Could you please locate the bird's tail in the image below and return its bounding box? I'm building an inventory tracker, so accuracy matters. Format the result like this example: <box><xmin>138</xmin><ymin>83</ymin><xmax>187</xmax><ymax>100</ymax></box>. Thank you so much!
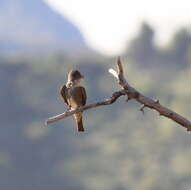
<box><xmin>74</xmin><ymin>113</ymin><xmax>84</xmax><ymax>132</ymax></box>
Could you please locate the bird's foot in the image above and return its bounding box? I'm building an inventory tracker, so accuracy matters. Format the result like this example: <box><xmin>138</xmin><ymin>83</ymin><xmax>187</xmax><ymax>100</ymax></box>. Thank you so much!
<box><xmin>67</xmin><ymin>106</ymin><xmax>72</xmax><ymax>112</ymax></box>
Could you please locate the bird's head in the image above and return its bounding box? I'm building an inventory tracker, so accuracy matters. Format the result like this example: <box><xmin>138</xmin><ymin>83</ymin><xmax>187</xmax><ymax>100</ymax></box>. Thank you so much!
<box><xmin>67</xmin><ymin>70</ymin><xmax>84</xmax><ymax>83</ymax></box>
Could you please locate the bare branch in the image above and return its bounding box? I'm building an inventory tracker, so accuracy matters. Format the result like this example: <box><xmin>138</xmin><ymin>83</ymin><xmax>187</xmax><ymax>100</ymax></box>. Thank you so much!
<box><xmin>108</xmin><ymin>68</ymin><xmax>118</xmax><ymax>80</ymax></box>
<box><xmin>140</xmin><ymin>104</ymin><xmax>146</xmax><ymax>114</ymax></box>
<box><xmin>45</xmin><ymin>90</ymin><xmax>126</xmax><ymax>125</ymax></box>
<box><xmin>109</xmin><ymin>57</ymin><xmax>191</xmax><ymax>131</ymax></box>
<box><xmin>46</xmin><ymin>57</ymin><xmax>191</xmax><ymax>132</ymax></box>
<box><xmin>117</xmin><ymin>56</ymin><xmax>123</xmax><ymax>76</ymax></box>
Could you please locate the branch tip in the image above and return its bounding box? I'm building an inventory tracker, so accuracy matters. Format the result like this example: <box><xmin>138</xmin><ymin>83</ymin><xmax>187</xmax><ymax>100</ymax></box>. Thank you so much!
<box><xmin>117</xmin><ymin>57</ymin><xmax>123</xmax><ymax>75</ymax></box>
<box><xmin>117</xmin><ymin>56</ymin><xmax>121</xmax><ymax>65</ymax></box>
<box><xmin>140</xmin><ymin>104</ymin><xmax>146</xmax><ymax>114</ymax></box>
<box><xmin>126</xmin><ymin>97</ymin><xmax>131</xmax><ymax>102</ymax></box>
<box><xmin>155</xmin><ymin>99</ymin><xmax>160</xmax><ymax>104</ymax></box>
<box><xmin>108</xmin><ymin>68</ymin><xmax>118</xmax><ymax>79</ymax></box>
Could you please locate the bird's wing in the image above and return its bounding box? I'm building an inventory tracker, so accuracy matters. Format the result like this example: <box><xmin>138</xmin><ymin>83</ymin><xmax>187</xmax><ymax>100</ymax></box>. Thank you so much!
<box><xmin>60</xmin><ymin>85</ymin><xmax>69</xmax><ymax>105</ymax></box>
<box><xmin>80</xmin><ymin>87</ymin><xmax>87</xmax><ymax>106</ymax></box>
<box><xmin>73</xmin><ymin>86</ymin><xmax>87</xmax><ymax>106</ymax></box>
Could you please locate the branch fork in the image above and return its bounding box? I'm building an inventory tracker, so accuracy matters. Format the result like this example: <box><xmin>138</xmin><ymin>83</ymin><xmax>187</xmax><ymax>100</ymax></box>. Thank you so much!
<box><xmin>45</xmin><ymin>57</ymin><xmax>191</xmax><ymax>132</ymax></box>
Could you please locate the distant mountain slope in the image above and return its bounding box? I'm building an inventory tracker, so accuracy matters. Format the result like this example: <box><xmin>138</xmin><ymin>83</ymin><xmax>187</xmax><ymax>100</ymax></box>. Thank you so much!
<box><xmin>0</xmin><ymin>0</ymin><xmax>86</xmax><ymax>53</ymax></box>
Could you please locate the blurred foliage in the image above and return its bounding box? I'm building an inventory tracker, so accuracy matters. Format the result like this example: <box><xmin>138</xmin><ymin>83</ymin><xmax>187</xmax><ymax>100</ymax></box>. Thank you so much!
<box><xmin>126</xmin><ymin>23</ymin><xmax>191</xmax><ymax>68</ymax></box>
<box><xmin>0</xmin><ymin>24</ymin><xmax>191</xmax><ymax>190</ymax></box>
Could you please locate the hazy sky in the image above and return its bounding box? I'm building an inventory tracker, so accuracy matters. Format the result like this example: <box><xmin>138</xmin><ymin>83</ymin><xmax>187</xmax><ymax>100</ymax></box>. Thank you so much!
<box><xmin>44</xmin><ymin>0</ymin><xmax>191</xmax><ymax>56</ymax></box>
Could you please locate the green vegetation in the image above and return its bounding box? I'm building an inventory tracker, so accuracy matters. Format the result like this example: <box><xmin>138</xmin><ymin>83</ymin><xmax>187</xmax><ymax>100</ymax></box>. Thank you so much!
<box><xmin>0</xmin><ymin>24</ymin><xmax>191</xmax><ymax>190</ymax></box>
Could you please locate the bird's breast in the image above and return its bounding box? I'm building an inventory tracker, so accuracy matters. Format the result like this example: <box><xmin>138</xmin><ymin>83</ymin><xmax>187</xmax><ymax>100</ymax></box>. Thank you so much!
<box><xmin>67</xmin><ymin>87</ymin><xmax>79</xmax><ymax>109</ymax></box>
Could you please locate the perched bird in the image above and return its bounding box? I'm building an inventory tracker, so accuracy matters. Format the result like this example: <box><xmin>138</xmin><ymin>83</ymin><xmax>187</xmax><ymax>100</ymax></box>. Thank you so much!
<box><xmin>60</xmin><ymin>70</ymin><xmax>87</xmax><ymax>132</ymax></box>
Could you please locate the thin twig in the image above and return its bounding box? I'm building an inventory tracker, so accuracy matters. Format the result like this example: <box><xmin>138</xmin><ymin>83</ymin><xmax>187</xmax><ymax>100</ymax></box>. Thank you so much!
<box><xmin>140</xmin><ymin>104</ymin><xmax>146</xmax><ymax>114</ymax></box>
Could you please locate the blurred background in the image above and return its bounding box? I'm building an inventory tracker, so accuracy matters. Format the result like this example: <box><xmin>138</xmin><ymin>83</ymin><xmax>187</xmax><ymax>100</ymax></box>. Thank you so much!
<box><xmin>0</xmin><ymin>0</ymin><xmax>191</xmax><ymax>190</ymax></box>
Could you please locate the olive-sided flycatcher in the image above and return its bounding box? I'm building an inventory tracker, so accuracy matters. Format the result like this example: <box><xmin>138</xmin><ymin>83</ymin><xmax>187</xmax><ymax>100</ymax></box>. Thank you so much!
<box><xmin>60</xmin><ymin>70</ymin><xmax>87</xmax><ymax>132</ymax></box>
